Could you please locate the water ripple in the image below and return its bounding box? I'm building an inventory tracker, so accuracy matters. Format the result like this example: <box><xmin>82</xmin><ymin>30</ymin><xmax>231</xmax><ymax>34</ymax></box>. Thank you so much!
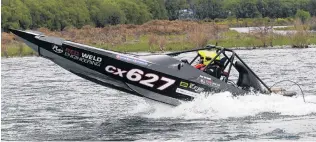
<box><xmin>2</xmin><ymin>48</ymin><xmax>316</xmax><ymax>141</ymax></box>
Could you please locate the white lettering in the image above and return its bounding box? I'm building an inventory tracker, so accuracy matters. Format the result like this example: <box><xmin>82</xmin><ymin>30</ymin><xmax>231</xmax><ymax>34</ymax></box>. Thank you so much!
<box><xmin>82</xmin><ymin>53</ymin><xmax>102</xmax><ymax>62</ymax></box>
<box><xmin>200</xmin><ymin>75</ymin><xmax>212</xmax><ymax>81</ymax></box>
<box><xmin>65</xmin><ymin>51</ymin><xmax>102</xmax><ymax>66</ymax></box>
<box><xmin>105</xmin><ymin>65</ymin><xmax>116</xmax><ymax>73</ymax></box>
<box><xmin>126</xmin><ymin>69</ymin><xmax>143</xmax><ymax>81</ymax></box>
<box><xmin>113</xmin><ymin>68</ymin><xmax>127</xmax><ymax>77</ymax></box>
<box><xmin>158</xmin><ymin>77</ymin><xmax>176</xmax><ymax>90</ymax></box>
<box><xmin>140</xmin><ymin>73</ymin><xmax>159</xmax><ymax>87</ymax></box>
<box><xmin>104</xmin><ymin>65</ymin><xmax>175</xmax><ymax>90</ymax></box>
<box><xmin>82</xmin><ymin>53</ymin><xmax>90</xmax><ymax>58</ymax></box>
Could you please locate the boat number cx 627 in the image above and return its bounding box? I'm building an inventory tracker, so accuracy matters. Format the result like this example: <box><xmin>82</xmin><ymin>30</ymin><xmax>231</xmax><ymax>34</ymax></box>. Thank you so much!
<box><xmin>105</xmin><ymin>65</ymin><xmax>175</xmax><ymax>90</ymax></box>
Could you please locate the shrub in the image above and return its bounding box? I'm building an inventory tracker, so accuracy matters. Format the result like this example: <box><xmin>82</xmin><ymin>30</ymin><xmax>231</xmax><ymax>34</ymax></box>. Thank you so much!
<box><xmin>309</xmin><ymin>17</ymin><xmax>316</xmax><ymax>31</ymax></box>
<box><xmin>295</xmin><ymin>10</ymin><xmax>311</xmax><ymax>24</ymax></box>
<box><xmin>275</xmin><ymin>18</ymin><xmax>289</xmax><ymax>25</ymax></box>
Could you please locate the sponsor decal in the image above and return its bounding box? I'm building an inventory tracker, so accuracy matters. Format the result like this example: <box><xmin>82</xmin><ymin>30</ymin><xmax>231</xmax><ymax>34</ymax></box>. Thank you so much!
<box><xmin>199</xmin><ymin>75</ymin><xmax>213</xmax><ymax>86</ymax></box>
<box><xmin>105</xmin><ymin>65</ymin><xmax>175</xmax><ymax>90</ymax></box>
<box><xmin>116</xmin><ymin>55</ymin><xmax>149</xmax><ymax>66</ymax></box>
<box><xmin>52</xmin><ymin>45</ymin><xmax>63</xmax><ymax>53</ymax></box>
<box><xmin>64</xmin><ymin>48</ymin><xmax>102</xmax><ymax>67</ymax></box>
<box><xmin>65</xmin><ymin>48</ymin><xmax>79</xmax><ymax>56</ymax></box>
<box><xmin>180</xmin><ymin>81</ymin><xmax>205</xmax><ymax>93</ymax></box>
<box><xmin>176</xmin><ymin>88</ymin><xmax>199</xmax><ymax>97</ymax></box>
<box><xmin>179</xmin><ymin>81</ymin><xmax>189</xmax><ymax>88</ymax></box>
<box><xmin>82</xmin><ymin>53</ymin><xmax>102</xmax><ymax>62</ymax></box>
<box><xmin>200</xmin><ymin>75</ymin><xmax>212</xmax><ymax>81</ymax></box>
<box><xmin>189</xmin><ymin>83</ymin><xmax>205</xmax><ymax>93</ymax></box>
<box><xmin>198</xmin><ymin>75</ymin><xmax>220</xmax><ymax>88</ymax></box>
<box><xmin>211</xmin><ymin>82</ymin><xmax>221</xmax><ymax>88</ymax></box>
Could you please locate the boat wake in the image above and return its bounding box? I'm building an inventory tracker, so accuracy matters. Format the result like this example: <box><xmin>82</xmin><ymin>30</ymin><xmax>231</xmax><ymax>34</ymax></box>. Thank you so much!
<box><xmin>131</xmin><ymin>92</ymin><xmax>316</xmax><ymax>119</ymax></box>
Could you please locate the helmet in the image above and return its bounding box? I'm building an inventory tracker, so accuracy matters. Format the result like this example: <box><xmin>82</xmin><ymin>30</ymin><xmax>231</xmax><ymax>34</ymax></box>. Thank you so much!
<box><xmin>198</xmin><ymin>50</ymin><xmax>220</xmax><ymax>66</ymax></box>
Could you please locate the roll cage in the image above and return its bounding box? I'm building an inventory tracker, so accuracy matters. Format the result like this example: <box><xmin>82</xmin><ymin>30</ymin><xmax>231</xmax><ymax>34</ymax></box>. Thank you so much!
<box><xmin>166</xmin><ymin>45</ymin><xmax>271</xmax><ymax>93</ymax></box>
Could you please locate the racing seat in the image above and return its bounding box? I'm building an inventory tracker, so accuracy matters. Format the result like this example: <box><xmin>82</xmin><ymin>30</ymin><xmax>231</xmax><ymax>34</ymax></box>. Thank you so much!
<box><xmin>235</xmin><ymin>61</ymin><xmax>263</xmax><ymax>92</ymax></box>
<box><xmin>204</xmin><ymin>65</ymin><xmax>221</xmax><ymax>79</ymax></box>
<box><xmin>204</xmin><ymin>57</ymin><xmax>228</xmax><ymax>79</ymax></box>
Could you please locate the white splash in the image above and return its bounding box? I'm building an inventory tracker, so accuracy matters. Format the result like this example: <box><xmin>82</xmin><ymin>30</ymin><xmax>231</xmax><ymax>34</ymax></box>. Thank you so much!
<box><xmin>132</xmin><ymin>92</ymin><xmax>316</xmax><ymax>119</ymax></box>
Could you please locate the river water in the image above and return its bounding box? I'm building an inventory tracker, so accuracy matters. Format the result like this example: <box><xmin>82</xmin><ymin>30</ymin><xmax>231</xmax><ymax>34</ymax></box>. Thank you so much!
<box><xmin>2</xmin><ymin>48</ymin><xmax>316</xmax><ymax>141</ymax></box>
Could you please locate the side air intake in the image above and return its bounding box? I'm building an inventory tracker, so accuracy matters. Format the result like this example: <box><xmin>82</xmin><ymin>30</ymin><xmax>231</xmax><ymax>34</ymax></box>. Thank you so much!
<box><xmin>235</xmin><ymin>61</ymin><xmax>263</xmax><ymax>92</ymax></box>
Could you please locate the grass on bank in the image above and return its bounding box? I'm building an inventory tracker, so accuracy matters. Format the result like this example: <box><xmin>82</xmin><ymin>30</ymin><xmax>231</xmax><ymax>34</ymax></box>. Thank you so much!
<box><xmin>3</xmin><ymin>30</ymin><xmax>316</xmax><ymax>57</ymax></box>
<box><xmin>204</xmin><ymin>17</ymin><xmax>295</xmax><ymax>27</ymax></box>
<box><xmin>2</xmin><ymin>19</ymin><xmax>316</xmax><ymax>57</ymax></box>
<box><xmin>273</xmin><ymin>26</ymin><xmax>296</xmax><ymax>31</ymax></box>
<box><xmin>1</xmin><ymin>44</ymin><xmax>37</xmax><ymax>57</ymax></box>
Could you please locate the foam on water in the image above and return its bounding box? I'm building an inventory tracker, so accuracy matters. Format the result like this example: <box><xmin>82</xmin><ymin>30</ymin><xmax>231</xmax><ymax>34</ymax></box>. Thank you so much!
<box><xmin>131</xmin><ymin>92</ymin><xmax>316</xmax><ymax>119</ymax></box>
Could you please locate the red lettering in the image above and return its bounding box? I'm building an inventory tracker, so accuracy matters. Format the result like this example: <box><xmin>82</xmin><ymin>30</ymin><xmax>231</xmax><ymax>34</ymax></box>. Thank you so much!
<box><xmin>65</xmin><ymin>48</ymin><xmax>79</xmax><ymax>56</ymax></box>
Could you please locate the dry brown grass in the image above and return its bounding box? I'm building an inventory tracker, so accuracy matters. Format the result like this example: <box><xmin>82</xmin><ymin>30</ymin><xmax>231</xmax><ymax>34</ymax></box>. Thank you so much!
<box><xmin>158</xmin><ymin>36</ymin><xmax>167</xmax><ymax>51</ymax></box>
<box><xmin>148</xmin><ymin>34</ymin><xmax>158</xmax><ymax>50</ymax></box>
<box><xmin>186</xmin><ymin>23</ymin><xmax>228</xmax><ymax>47</ymax></box>
<box><xmin>148</xmin><ymin>34</ymin><xmax>168</xmax><ymax>51</ymax></box>
<box><xmin>251</xmin><ymin>26</ymin><xmax>273</xmax><ymax>47</ymax></box>
<box><xmin>1</xmin><ymin>32</ymin><xmax>14</xmax><ymax>45</ymax></box>
<box><xmin>1</xmin><ymin>32</ymin><xmax>37</xmax><ymax>57</ymax></box>
<box><xmin>141</xmin><ymin>20</ymin><xmax>199</xmax><ymax>35</ymax></box>
<box><xmin>250</xmin><ymin>19</ymin><xmax>274</xmax><ymax>47</ymax></box>
<box><xmin>2</xmin><ymin>20</ymin><xmax>229</xmax><ymax>54</ymax></box>
<box><xmin>2</xmin><ymin>32</ymin><xmax>16</xmax><ymax>57</ymax></box>
<box><xmin>187</xmin><ymin>26</ymin><xmax>210</xmax><ymax>48</ymax></box>
<box><xmin>1</xmin><ymin>32</ymin><xmax>11</xmax><ymax>57</ymax></box>
<box><xmin>308</xmin><ymin>17</ymin><xmax>316</xmax><ymax>31</ymax></box>
<box><xmin>43</xmin><ymin>20</ymin><xmax>228</xmax><ymax>47</ymax></box>
<box><xmin>291</xmin><ymin>19</ymin><xmax>310</xmax><ymax>48</ymax></box>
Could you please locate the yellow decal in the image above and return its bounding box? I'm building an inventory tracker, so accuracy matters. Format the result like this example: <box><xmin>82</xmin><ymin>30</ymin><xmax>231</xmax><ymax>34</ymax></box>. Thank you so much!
<box><xmin>180</xmin><ymin>81</ymin><xmax>189</xmax><ymax>88</ymax></box>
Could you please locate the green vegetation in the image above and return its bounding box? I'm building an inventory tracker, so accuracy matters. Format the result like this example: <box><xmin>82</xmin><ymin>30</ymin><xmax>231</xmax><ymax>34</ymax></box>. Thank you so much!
<box><xmin>165</xmin><ymin>0</ymin><xmax>188</xmax><ymax>20</ymax></box>
<box><xmin>3</xmin><ymin>44</ymin><xmax>35</xmax><ymax>57</ymax></box>
<box><xmin>2</xmin><ymin>0</ymin><xmax>316</xmax><ymax>31</ymax></box>
<box><xmin>295</xmin><ymin>10</ymin><xmax>311</xmax><ymax>24</ymax></box>
<box><xmin>2</xmin><ymin>0</ymin><xmax>316</xmax><ymax>57</ymax></box>
<box><xmin>87</xmin><ymin>0</ymin><xmax>125</xmax><ymax>26</ymax></box>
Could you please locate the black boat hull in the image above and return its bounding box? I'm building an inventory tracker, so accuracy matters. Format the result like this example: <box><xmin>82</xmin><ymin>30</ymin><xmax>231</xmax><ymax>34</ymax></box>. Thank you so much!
<box><xmin>10</xmin><ymin>29</ymin><xmax>248</xmax><ymax>106</ymax></box>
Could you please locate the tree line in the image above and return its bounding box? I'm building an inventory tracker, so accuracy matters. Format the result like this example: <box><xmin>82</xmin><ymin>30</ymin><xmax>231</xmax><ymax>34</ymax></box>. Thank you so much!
<box><xmin>2</xmin><ymin>0</ymin><xmax>316</xmax><ymax>31</ymax></box>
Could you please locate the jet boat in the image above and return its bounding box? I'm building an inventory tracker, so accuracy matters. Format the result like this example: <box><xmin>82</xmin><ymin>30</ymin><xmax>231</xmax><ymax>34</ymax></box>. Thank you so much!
<box><xmin>10</xmin><ymin>29</ymin><xmax>296</xmax><ymax>106</ymax></box>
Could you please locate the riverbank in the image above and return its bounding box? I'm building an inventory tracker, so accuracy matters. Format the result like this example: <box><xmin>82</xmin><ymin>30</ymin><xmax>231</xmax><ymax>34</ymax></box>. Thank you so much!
<box><xmin>2</xmin><ymin>43</ymin><xmax>315</xmax><ymax>58</ymax></box>
<box><xmin>2</xmin><ymin>20</ymin><xmax>316</xmax><ymax>57</ymax></box>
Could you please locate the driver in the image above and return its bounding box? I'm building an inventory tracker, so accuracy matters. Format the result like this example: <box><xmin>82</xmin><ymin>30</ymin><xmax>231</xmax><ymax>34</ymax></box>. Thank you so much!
<box><xmin>195</xmin><ymin>50</ymin><xmax>223</xmax><ymax>79</ymax></box>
